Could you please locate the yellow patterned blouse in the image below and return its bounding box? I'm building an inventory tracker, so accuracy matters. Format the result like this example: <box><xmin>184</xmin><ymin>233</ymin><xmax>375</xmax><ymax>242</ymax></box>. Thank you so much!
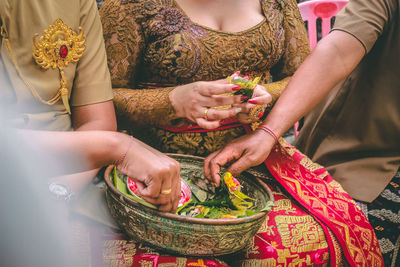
<box><xmin>100</xmin><ymin>0</ymin><xmax>309</xmax><ymax>156</ymax></box>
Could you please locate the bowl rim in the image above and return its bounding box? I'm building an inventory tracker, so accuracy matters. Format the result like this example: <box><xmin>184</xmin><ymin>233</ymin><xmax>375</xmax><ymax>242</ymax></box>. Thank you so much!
<box><xmin>104</xmin><ymin>153</ymin><xmax>274</xmax><ymax>225</ymax></box>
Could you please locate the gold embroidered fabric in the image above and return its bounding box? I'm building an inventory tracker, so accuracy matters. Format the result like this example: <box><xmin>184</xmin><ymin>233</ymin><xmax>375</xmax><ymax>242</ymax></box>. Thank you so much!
<box><xmin>100</xmin><ymin>0</ymin><xmax>309</xmax><ymax>155</ymax></box>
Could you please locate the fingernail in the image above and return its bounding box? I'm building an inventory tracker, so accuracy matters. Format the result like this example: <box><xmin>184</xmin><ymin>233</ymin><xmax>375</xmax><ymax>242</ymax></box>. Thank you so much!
<box><xmin>235</xmin><ymin>107</ymin><xmax>242</xmax><ymax>114</ymax></box>
<box><xmin>258</xmin><ymin>112</ymin><xmax>264</xmax><ymax>119</ymax></box>
<box><xmin>240</xmin><ymin>95</ymin><xmax>248</xmax><ymax>102</ymax></box>
<box><xmin>248</xmin><ymin>99</ymin><xmax>258</xmax><ymax>104</ymax></box>
<box><xmin>232</xmin><ymin>85</ymin><xmax>242</xmax><ymax>91</ymax></box>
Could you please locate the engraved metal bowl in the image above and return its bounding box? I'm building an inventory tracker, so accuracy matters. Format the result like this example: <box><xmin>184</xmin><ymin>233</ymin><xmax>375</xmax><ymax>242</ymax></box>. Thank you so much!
<box><xmin>104</xmin><ymin>154</ymin><xmax>274</xmax><ymax>256</ymax></box>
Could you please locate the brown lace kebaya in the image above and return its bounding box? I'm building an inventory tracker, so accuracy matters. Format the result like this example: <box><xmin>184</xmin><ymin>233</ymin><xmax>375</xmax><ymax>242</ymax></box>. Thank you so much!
<box><xmin>100</xmin><ymin>0</ymin><xmax>310</xmax><ymax>156</ymax></box>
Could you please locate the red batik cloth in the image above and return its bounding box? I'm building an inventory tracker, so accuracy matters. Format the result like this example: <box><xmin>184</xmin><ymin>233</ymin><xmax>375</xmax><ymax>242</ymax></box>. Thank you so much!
<box><xmin>262</xmin><ymin>138</ymin><xmax>384</xmax><ymax>266</ymax></box>
<box><xmin>88</xmin><ymin>226</ymin><xmax>230</xmax><ymax>267</ymax></box>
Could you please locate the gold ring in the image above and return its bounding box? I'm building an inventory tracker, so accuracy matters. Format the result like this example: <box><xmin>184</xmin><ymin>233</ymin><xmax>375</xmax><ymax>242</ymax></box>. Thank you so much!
<box><xmin>161</xmin><ymin>189</ymin><xmax>172</xmax><ymax>195</ymax></box>
<box><xmin>204</xmin><ymin>108</ymin><xmax>209</xmax><ymax>120</ymax></box>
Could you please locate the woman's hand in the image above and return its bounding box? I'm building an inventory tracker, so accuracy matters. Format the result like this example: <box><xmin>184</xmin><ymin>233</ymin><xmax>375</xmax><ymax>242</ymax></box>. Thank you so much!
<box><xmin>234</xmin><ymin>85</ymin><xmax>273</xmax><ymax>124</ymax></box>
<box><xmin>203</xmin><ymin>129</ymin><xmax>276</xmax><ymax>186</ymax></box>
<box><xmin>169</xmin><ymin>80</ymin><xmax>243</xmax><ymax>129</ymax></box>
<box><xmin>116</xmin><ymin>135</ymin><xmax>181</xmax><ymax>213</ymax></box>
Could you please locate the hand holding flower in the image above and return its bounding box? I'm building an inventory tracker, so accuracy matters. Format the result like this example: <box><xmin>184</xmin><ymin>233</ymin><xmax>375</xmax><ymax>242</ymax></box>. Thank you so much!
<box><xmin>227</xmin><ymin>71</ymin><xmax>273</xmax><ymax>124</ymax></box>
<box><xmin>169</xmin><ymin>79</ymin><xmax>243</xmax><ymax>129</ymax></box>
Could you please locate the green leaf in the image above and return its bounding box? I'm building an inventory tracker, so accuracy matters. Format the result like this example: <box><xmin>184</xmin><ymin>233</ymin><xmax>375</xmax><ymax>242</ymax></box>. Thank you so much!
<box><xmin>113</xmin><ymin>167</ymin><xmax>128</xmax><ymax>195</ymax></box>
<box><xmin>187</xmin><ymin>182</ymin><xmax>209</xmax><ymax>202</ymax></box>
<box><xmin>113</xmin><ymin>167</ymin><xmax>157</xmax><ymax>209</ymax></box>
<box><xmin>176</xmin><ymin>198</ymin><xmax>193</xmax><ymax>214</ymax></box>
<box><xmin>245</xmin><ymin>210</ymin><xmax>258</xmax><ymax>216</ymax></box>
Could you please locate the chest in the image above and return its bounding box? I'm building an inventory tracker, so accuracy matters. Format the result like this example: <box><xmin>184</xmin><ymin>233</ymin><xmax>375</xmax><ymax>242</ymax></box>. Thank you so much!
<box><xmin>173</xmin><ymin>0</ymin><xmax>265</xmax><ymax>33</ymax></box>
<box><xmin>140</xmin><ymin>0</ymin><xmax>285</xmax><ymax>84</ymax></box>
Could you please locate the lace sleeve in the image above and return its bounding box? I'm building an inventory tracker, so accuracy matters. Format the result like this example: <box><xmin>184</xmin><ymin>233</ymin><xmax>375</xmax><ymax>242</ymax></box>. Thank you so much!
<box><xmin>264</xmin><ymin>76</ymin><xmax>291</xmax><ymax>103</ymax></box>
<box><xmin>100</xmin><ymin>0</ymin><xmax>178</xmax><ymax>127</ymax></box>
<box><xmin>263</xmin><ymin>0</ymin><xmax>310</xmax><ymax>102</ymax></box>
<box><xmin>271</xmin><ymin>0</ymin><xmax>310</xmax><ymax>80</ymax></box>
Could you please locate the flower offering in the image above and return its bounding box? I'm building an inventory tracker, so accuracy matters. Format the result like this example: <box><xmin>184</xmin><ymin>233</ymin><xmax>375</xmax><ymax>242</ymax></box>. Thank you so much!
<box><xmin>227</xmin><ymin>71</ymin><xmax>261</xmax><ymax>101</ymax></box>
<box><xmin>112</xmin><ymin>166</ymin><xmax>270</xmax><ymax>220</ymax></box>
<box><xmin>177</xmin><ymin>172</ymin><xmax>260</xmax><ymax>219</ymax></box>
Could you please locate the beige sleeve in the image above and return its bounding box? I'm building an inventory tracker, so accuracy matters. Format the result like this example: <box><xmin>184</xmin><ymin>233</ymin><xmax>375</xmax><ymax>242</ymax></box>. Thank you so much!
<box><xmin>332</xmin><ymin>0</ymin><xmax>397</xmax><ymax>53</ymax></box>
<box><xmin>70</xmin><ymin>0</ymin><xmax>113</xmax><ymax>106</ymax></box>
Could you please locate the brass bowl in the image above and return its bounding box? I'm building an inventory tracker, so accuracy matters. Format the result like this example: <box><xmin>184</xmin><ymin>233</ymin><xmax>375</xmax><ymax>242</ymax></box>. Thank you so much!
<box><xmin>104</xmin><ymin>154</ymin><xmax>274</xmax><ymax>256</ymax></box>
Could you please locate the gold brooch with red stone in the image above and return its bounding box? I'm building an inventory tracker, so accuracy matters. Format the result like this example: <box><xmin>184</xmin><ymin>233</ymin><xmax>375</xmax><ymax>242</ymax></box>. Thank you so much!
<box><xmin>33</xmin><ymin>19</ymin><xmax>86</xmax><ymax>114</ymax></box>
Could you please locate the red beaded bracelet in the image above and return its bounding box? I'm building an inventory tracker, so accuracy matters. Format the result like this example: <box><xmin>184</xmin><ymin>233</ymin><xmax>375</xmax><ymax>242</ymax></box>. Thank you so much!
<box><xmin>257</xmin><ymin>125</ymin><xmax>279</xmax><ymax>143</ymax></box>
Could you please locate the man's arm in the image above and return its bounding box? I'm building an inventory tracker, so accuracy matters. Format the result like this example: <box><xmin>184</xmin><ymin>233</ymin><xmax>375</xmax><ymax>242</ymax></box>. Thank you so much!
<box><xmin>263</xmin><ymin>30</ymin><xmax>365</xmax><ymax>137</ymax></box>
<box><xmin>19</xmin><ymin>130</ymin><xmax>181</xmax><ymax>212</ymax></box>
<box><xmin>205</xmin><ymin>30</ymin><xmax>366</xmax><ymax>183</ymax></box>
<box><xmin>51</xmin><ymin>100</ymin><xmax>117</xmax><ymax>193</ymax></box>
<box><xmin>71</xmin><ymin>100</ymin><xmax>117</xmax><ymax>131</ymax></box>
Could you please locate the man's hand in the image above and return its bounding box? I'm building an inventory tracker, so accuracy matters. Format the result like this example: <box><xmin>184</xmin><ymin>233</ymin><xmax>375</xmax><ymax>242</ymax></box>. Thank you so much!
<box><xmin>116</xmin><ymin>136</ymin><xmax>181</xmax><ymax>213</ymax></box>
<box><xmin>204</xmin><ymin>130</ymin><xmax>275</xmax><ymax>186</ymax></box>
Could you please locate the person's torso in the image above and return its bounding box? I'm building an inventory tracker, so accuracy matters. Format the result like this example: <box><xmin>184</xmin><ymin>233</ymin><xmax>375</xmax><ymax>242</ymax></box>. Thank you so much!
<box><xmin>296</xmin><ymin>2</ymin><xmax>400</xmax><ymax>201</ymax></box>
<box><xmin>0</xmin><ymin>0</ymin><xmax>84</xmax><ymax>130</ymax></box>
<box><xmin>123</xmin><ymin>0</ymin><xmax>289</xmax><ymax>156</ymax></box>
<box><xmin>130</xmin><ymin>0</ymin><xmax>287</xmax><ymax>87</ymax></box>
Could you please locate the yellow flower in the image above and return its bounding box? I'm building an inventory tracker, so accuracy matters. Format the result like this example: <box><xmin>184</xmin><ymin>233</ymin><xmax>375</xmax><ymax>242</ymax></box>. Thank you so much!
<box><xmin>222</xmin><ymin>172</ymin><xmax>240</xmax><ymax>192</ymax></box>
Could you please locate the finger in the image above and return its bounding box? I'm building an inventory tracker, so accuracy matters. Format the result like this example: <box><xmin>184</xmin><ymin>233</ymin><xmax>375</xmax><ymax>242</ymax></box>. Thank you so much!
<box><xmin>209</xmin><ymin>79</ymin><xmax>229</xmax><ymax>84</ymax></box>
<box><xmin>171</xmin><ymin>179</ymin><xmax>181</xmax><ymax>213</ymax></box>
<box><xmin>209</xmin><ymin>148</ymin><xmax>242</xmax><ymax>186</ymax></box>
<box><xmin>157</xmin><ymin>184</ymin><xmax>179</xmax><ymax>213</ymax></box>
<box><xmin>199</xmin><ymin>83</ymin><xmax>240</xmax><ymax>96</ymax></box>
<box><xmin>140</xmin><ymin>193</ymin><xmax>170</xmax><ymax>205</ymax></box>
<box><xmin>195</xmin><ymin>94</ymin><xmax>240</xmax><ymax>110</ymax></box>
<box><xmin>160</xmin><ymin>161</ymin><xmax>180</xmax><ymax>212</ymax></box>
<box><xmin>209</xmin><ymin>94</ymin><xmax>242</xmax><ymax>106</ymax></box>
<box><xmin>226</xmin><ymin>153</ymin><xmax>254</xmax><ymax>177</ymax></box>
<box><xmin>251</xmin><ymin>85</ymin><xmax>268</xmax><ymax>97</ymax></box>
<box><xmin>247</xmin><ymin>95</ymin><xmax>272</xmax><ymax>105</ymax></box>
<box><xmin>159</xmin><ymin>174</ymin><xmax>172</xmax><ymax>198</ymax></box>
<box><xmin>134</xmin><ymin>181</ymin><xmax>169</xmax><ymax>206</ymax></box>
<box><xmin>158</xmin><ymin>201</ymin><xmax>173</xmax><ymax>212</ymax></box>
<box><xmin>195</xmin><ymin>117</ymin><xmax>221</xmax><ymax>129</ymax></box>
<box><xmin>234</xmin><ymin>102</ymin><xmax>255</xmax><ymax>114</ymax></box>
<box><xmin>236</xmin><ymin>113</ymin><xmax>253</xmax><ymax>124</ymax></box>
<box><xmin>204</xmin><ymin>150</ymin><xmax>220</xmax><ymax>182</ymax></box>
<box><xmin>137</xmin><ymin>176</ymin><xmax>162</xmax><ymax>199</ymax></box>
<box><xmin>204</xmin><ymin>107</ymin><xmax>242</xmax><ymax>121</ymax></box>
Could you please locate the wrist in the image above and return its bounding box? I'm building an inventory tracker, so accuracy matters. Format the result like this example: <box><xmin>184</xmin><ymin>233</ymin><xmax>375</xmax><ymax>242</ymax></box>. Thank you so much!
<box><xmin>256</xmin><ymin>125</ymin><xmax>279</xmax><ymax>143</ymax></box>
<box><xmin>99</xmin><ymin>132</ymin><xmax>129</xmax><ymax>166</ymax></box>
<box><xmin>169</xmin><ymin>86</ymin><xmax>185</xmax><ymax>118</ymax></box>
<box><xmin>116</xmin><ymin>135</ymin><xmax>134</xmax><ymax>165</ymax></box>
<box><xmin>109</xmin><ymin>133</ymin><xmax>135</xmax><ymax>166</ymax></box>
